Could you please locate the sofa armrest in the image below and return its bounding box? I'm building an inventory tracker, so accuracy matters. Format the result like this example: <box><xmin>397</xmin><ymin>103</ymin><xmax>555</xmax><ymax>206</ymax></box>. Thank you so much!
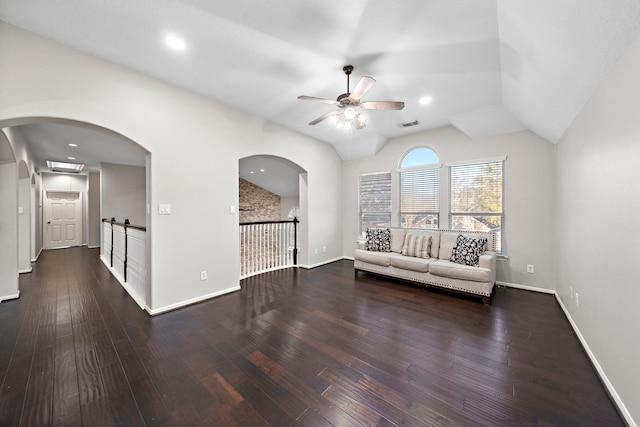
<box><xmin>479</xmin><ymin>251</ymin><xmax>497</xmax><ymax>284</ymax></box>
<box><xmin>478</xmin><ymin>251</ymin><xmax>496</xmax><ymax>269</ymax></box>
<box><xmin>356</xmin><ymin>240</ymin><xmax>366</xmax><ymax>250</ymax></box>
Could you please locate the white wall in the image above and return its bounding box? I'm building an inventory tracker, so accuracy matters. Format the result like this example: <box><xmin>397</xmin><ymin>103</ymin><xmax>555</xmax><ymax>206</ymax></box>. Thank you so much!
<box><xmin>343</xmin><ymin>126</ymin><xmax>556</xmax><ymax>290</ymax></box>
<box><xmin>87</xmin><ymin>172</ymin><xmax>101</xmax><ymax>247</ymax></box>
<box><xmin>101</xmin><ymin>163</ymin><xmax>145</xmax><ymax>226</ymax></box>
<box><xmin>555</xmin><ymin>31</ymin><xmax>640</xmax><ymax>425</ymax></box>
<box><xmin>0</xmin><ymin>161</ymin><xmax>18</xmax><ymax>301</ymax></box>
<box><xmin>18</xmin><ymin>161</ymin><xmax>31</xmax><ymax>272</ymax></box>
<box><xmin>0</xmin><ymin>22</ymin><xmax>343</xmax><ymax>313</ymax></box>
<box><xmin>280</xmin><ymin>196</ymin><xmax>299</xmax><ymax>220</ymax></box>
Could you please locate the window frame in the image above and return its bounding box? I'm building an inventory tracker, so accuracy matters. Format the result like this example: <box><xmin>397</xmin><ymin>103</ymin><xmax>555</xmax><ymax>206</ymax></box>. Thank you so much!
<box><xmin>358</xmin><ymin>171</ymin><xmax>392</xmax><ymax>237</ymax></box>
<box><xmin>447</xmin><ymin>157</ymin><xmax>506</xmax><ymax>253</ymax></box>
<box><xmin>397</xmin><ymin>147</ymin><xmax>441</xmax><ymax>230</ymax></box>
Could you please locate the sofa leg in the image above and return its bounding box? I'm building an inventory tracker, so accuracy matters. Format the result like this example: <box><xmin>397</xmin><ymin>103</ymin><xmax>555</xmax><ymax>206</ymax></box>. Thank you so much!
<box><xmin>482</xmin><ymin>296</ymin><xmax>491</xmax><ymax>305</ymax></box>
<box><xmin>354</xmin><ymin>269</ymin><xmax>359</xmax><ymax>278</ymax></box>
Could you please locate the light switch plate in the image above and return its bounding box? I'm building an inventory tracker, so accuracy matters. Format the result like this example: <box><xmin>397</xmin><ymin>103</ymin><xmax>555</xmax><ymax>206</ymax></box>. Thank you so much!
<box><xmin>229</xmin><ymin>205</ymin><xmax>236</xmax><ymax>214</ymax></box>
<box><xmin>158</xmin><ymin>204</ymin><xmax>171</xmax><ymax>215</ymax></box>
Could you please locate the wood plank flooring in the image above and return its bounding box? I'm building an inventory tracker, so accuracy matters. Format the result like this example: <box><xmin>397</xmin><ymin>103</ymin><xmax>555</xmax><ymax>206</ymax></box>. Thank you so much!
<box><xmin>0</xmin><ymin>247</ymin><xmax>625</xmax><ymax>426</ymax></box>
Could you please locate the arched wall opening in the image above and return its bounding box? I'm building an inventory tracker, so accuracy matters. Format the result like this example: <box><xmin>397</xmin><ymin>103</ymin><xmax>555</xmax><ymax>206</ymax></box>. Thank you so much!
<box><xmin>0</xmin><ymin>116</ymin><xmax>152</xmax><ymax>306</ymax></box>
<box><xmin>239</xmin><ymin>155</ymin><xmax>309</xmax><ymax>267</ymax></box>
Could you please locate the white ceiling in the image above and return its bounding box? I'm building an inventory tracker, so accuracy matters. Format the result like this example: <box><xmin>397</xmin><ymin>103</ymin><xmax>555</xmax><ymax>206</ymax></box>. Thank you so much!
<box><xmin>1</xmin><ymin>0</ymin><xmax>640</xmax><ymax>168</ymax></box>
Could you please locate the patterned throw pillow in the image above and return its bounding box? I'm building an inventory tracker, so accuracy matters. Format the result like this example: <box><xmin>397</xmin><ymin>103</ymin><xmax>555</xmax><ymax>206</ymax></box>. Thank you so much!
<box><xmin>450</xmin><ymin>234</ymin><xmax>487</xmax><ymax>266</ymax></box>
<box><xmin>401</xmin><ymin>234</ymin><xmax>431</xmax><ymax>259</ymax></box>
<box><xmin>365</xmin><ymin>228</ymin><xmax>391</xmax><ymax>252</ymax></box>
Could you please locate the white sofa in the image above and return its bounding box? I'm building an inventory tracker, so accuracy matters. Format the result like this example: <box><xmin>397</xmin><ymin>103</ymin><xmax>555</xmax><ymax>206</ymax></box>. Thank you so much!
<box><xmin>354</xmin><ymin>228</ymin><xmax>497</xmax><ymax>304</ymax></box>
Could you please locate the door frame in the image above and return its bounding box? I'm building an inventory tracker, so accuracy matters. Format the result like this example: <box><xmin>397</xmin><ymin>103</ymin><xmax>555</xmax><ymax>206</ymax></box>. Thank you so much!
<box><xmin>43</xmin><ymin>190</ymin><xmax>84</xmax><ymax>250</ymax></box>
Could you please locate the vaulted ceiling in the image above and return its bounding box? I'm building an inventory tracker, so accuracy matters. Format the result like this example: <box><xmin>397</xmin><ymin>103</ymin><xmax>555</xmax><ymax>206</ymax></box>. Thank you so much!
<box><xmin>2</xmin><ymin>0</ymin><xmax>640</xmax><ymax>162</ymax></box>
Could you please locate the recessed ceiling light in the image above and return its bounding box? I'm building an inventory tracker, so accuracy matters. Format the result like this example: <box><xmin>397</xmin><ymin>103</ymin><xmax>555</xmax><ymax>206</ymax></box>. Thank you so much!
<box><xmin>260</xmin><ymin>169</ymin><xmax>265</xmax><ymax>172</ymax></box>
<box><xmin>419</xmin><ymin>96</ymin><xmax>433</xmax><ymax>105</ymax></box>
<box><xmin>46</xmin><ymin>160</ymin><xmax>85</xmax><ymax>173</ymax></box>
<box><xmin>67</xmin><ymin>156</ymin><xmax>76</xmax><ymax>160</ymax></box>
<box><xmin>68</xmin><ymin>143</ymin><xmax>78</xmax><ymax>147</ymax></box>
<box><xmin>165</xmin><ymin>34</ymin><xmax>187</xmax><ymax>51</ymax></box>
<box><xmin>250</xmin><ymin>171</ymin><xmax>254</xmax><ymax>174</ymax></box>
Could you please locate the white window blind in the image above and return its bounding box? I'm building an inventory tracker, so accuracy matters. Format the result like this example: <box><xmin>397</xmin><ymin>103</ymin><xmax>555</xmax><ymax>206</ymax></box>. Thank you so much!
<box><xmin>449</xmin><ymin>160</ymin><xmax>504</xmax><ymax>252</ymax></box>
<box><xmin>358</xmin><ymin>172</ymin><xmax>391</xmax><ymax>236</ymax></box>
<box><xmin>399</xmin><ymin>167</ymin><xmax>440</xmax><ymax>229</ymax></box>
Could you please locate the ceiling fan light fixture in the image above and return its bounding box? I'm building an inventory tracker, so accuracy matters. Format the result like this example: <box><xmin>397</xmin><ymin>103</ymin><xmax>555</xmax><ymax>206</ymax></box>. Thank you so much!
<box><xmin>344</xmin><ymin>107</ymin><xmax>356</xmax><ymax>120</ymax></box>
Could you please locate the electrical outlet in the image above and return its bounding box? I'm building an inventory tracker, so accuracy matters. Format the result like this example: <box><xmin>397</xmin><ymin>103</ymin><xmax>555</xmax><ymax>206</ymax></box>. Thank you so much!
<box><xmin>323</xmin><ymin>246</ymin><xmax>327</xmax><ymax>253</ymax></box>
<box><xmin>570</xmin><ymin>286</ymin><xmax>573</xmax><ymax>297</ymax></box>
<box><xmin>314</xmin><ymin>248</ymin><xmax>318</xmax><ymax>254</ymax></box>
<box><xmin>575</xmin><ymin>293</ymin><xmax>579</xmax><ymax>307</ymax></box>
<box><xmin>526</xmin><ymin>264</ymin><xmax>534</xmax><ymax>273</ymax></box>
<box><xmin>200</xmin><ymin>270</ymin><xmax>207</xmax><ymax>281</ymax></box>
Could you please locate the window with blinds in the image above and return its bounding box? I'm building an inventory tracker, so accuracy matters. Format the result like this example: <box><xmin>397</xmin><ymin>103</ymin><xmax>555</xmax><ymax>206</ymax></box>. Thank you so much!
<box><xmin>449</xmin><ymin>159</ymin><xmax>504</xmax><ymax>252</ymax></box>
<box><xmin>399</xmin><ymin>167</ymin><xmax>440</xmax><ymax>229</ymax></box>
<box><xmin>358</xmin><ymin>172</ymin><xmax>391</xmax><ymax>236</ymax></box>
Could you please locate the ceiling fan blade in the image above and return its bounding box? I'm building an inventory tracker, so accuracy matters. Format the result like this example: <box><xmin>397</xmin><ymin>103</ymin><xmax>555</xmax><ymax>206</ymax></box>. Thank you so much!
<box><xmin>361</xmin><ymin>101</ymin><xmax>405</xmax><ymax>110</ymax></box>
<box><xmin>309</xmin><ymin>111</ymin><xmax>338</xmax><ymax>125</ymax></box>
<box><xmin>298</xmin><ymin>95</ymin><xmax>340</xmax><ymax>106</ymax></box>
<box><xmin>348</xmin><ymin>76</ymin><xmax>376</xmax><ymax>102</ymax></box>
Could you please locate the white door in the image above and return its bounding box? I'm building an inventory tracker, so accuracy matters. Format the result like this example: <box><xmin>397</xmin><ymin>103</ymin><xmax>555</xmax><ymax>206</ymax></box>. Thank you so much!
<box><xmin>44</xmin><ymin>191</ymin><xmax>83</xmax><ymax>249</ymax></box>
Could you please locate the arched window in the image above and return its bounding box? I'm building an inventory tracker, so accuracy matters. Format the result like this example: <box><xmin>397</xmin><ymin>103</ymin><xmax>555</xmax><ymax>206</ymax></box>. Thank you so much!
<box><xmin>399</xmin><ymin>147</ymin><xmax>440</xmax><ymax>229</ymax></box>
<box><xmin>400</xmin><ymin>147</ymin><xmax>439</xmax><ymax>168</ymax></box>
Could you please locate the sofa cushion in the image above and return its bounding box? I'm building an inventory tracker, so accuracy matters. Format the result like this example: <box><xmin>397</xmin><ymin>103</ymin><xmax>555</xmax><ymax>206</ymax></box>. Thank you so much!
<box><xmin>401</xmin><ymin>234</ymin><xmax>431</xmax><ymax>259</ymax></box>
<box><xmin>429</xmin><ymin>260</ymin><xmax>491</xmax><ymax>282</ymax></box>
<box><xmin>390</xmin><ymin>229</ymin><xmax>407</xmax><ymax>253</ymax></box>
<box><xmin>390</xmin><ymin>255</ymin><xmax>432</xmax><ymax>273</ymax></box>
<box><xmin>438</xmin><ymin>232</ymin><xmax>459</xmax><ymax>260</ymax></box>
<box><xmin>365</xmin><ymin>228</ymin><xmax>391</xmax><ymax>252</ymax></box>
<box><xmin>450</xmin><ymin>234</ymin><xmax>488</xmax><ymax>267</ymax></box>
<box><xmin>354</xmin><ymin>249</ymin><xmax>391</xmax><ymax>266</ymax></box>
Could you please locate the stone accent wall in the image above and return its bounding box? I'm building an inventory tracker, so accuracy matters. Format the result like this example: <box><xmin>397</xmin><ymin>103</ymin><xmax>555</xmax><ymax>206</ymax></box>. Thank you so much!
<box><xmin>239</xmin><ymin>178</ymin><xmax>281</xmax><ymax>223</ymax></box>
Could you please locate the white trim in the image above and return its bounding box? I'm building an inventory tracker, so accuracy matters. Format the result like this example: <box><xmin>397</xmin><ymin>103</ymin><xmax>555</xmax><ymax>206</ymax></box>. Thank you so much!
<box><xmin>18</xmin><ymin>267</ymin><xmax>33</xmax><ymax>274</ymax></box>
<box><xmin>300</xmin><ymin>256</ymin><xmax>346</xmax><ymax>269</ymax></box>
<box><xmin>496</xmin><ymin>281</ymin><xmax>554</xmax><ymax>294</ymax></box>
<box><xmin>146</xmin><ymin>285</ymin><xmax>241</xmax><ymax>316</ymax></box>
<box><xmin>31</xmin><ymin>247</ymin><xmax>43</xmax><ymax>263</ymax></box>
<box><xmin>87</xmin><ymin>245</ymin><xmax>100</xmax><ymax>249</ymax></box>
<box><xmin>396</xmin><ymin>163</ymin><xmax>442</xmax><ymax>173</ymax></box>
<box><xmin>359</xmin><ymin>170</ymin><xmax>392</xmax><ymax>177</ymax></box>
<box><xmin>100</xmin><ymin>255</ymin><xmax>146</xmax><ymax>310</ymax></box>
<box><xmin>497</xmin><ymin>280</ymin><xmax>635</xmax><ymax>427</ymax></box>
<box><xmin>0</xmin><ymin>291</ymin><xmax>20</xmax><ymax>302</ymax></box>
<box><xmin>445</xmin><ymin>155</ymin><xmax>507</xmax><ymax>167</ymax></box>
<box><xmin>554</xmin><ymin>294</ymin><xmax>636</xmax><ymax>427</ymax></box>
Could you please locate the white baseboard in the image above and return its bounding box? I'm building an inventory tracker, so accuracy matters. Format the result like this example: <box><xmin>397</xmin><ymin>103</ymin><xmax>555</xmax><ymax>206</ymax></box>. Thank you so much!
<box><xmin>31</xmin><ymin>247</ymin><xmax>43</xmax><ymax>263</ymax></box>
<box><xmin>0</xmin><ymin>291</ymin><xmax>20</xmax><ymax>303</ymax></box>
<box><xmin>146</xmin><ymin>285</ymin><xmax>241</xmax><ymax>316</ymax></box>
<box><xmin>497</xmin><ymin>281</ymin><xmax>635</xmax><ymax>427</ymax></box>
<box><xmin>496</xmin><ymin>280</ymin><xmax>555</xmax><ymax>294</ymax></box>
<box><xmin>553</xmin><ymin>294</ymin><xmax>636</xmax><ymax>427</ymax></box>
<box><xmin>300</xmin><ymin>256</ymin><xmax>348</xmax><ymax>269</ymax></box>
<box><xmin>87</xmin><ymin>245</ymin><xmax>100</xmax><ymax>249</ymax></box>
<box><xmin>18</xmin><ymin>267</ymin><xmax>33</xmax><ymax>274</ymax></box>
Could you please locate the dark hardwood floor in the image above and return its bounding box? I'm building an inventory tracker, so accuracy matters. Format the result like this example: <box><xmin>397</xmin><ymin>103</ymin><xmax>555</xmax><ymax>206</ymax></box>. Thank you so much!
<box><xmin>0</xmin><ymin>247</ymin><xmax>624</xmax><ymax>426</ymax></box>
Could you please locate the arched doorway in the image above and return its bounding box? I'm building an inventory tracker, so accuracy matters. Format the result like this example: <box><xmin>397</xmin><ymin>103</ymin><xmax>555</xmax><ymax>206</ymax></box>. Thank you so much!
<box><xmin>0</xmin><ymin>117</ymin><xmax>151</xmax><ymax>307</ymax></box>
<box><xmin>238</xmin><ymin>155</ymin><xmax>308</xmax><ymax>276</ymax></box>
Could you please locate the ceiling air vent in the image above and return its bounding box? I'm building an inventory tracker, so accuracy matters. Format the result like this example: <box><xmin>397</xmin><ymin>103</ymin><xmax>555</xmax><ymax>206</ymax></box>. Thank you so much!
<box><xmin>398</xmin><ymin>120</ymin><xmax>420</xmax><ymax>128</ymax></box>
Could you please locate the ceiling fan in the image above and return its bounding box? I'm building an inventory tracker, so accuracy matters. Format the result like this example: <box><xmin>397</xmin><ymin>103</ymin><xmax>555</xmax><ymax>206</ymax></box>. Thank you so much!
<box><xmin>298</xmin><ymin>65</ymin><xmax>404</xmax><ymax>129</ymax></box>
